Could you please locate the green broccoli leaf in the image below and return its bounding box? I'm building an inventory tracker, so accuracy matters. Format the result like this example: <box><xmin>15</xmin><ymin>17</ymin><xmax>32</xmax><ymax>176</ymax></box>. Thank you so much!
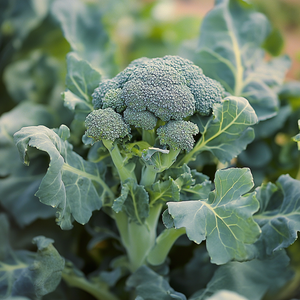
<box><xmin>0</xmin><ymin>215</ymin><xmax>64</xmax><ymax>300</ymax></box>
<box><xmin>167</xmin><ymin>168</ymin><xmax>261</xmax><ymax>264</ymax></box>
<box><xmin>254</xmin><ymin>175</ymin><xmax>300</xmax><ymax>255</ymax></box>
<box><xmin>147</xmin><ymin>178</ymin><xmax>180</xmax><ymax>206</ymax></box>
<box><xmin>112</xmin><ymin>179</ymin><xmax>149</xmax><ymax>225</ymax></box>
<box><xmin>0</xmin><ymin>102</ymin><xmax>55</xmax><ymax>177</ymax></box>
<box><xmin>0</xmin><ymin>102</ymin><xmax>56</xmax><ymax>226</ymax></box>
<box><xmin>194</xmin><ymin>0</ymin><xmax>290</xmax><ymax>120</ymax></box>
<box><xmin>52</xmin><ymin>0</ymin><xmax>117</xmax><ymax>77</ymax></box>
<box><xmin>63</xmin><ymin>52</ymin><xmax>101</xmax><ymax>120</ymax></box>
<box><xmin>13</xmin><ymin>125</ymin><xmax>114</xmax><ymax>229</ymax></box>
<box><xmin>178</xmin><ymin>96</ymin><xmax>258</xmax><ymax>166</ymax></box>
<box><xmin>127</xmin><ymin>266</ymin><xmax>186</xmax><ymax>300</ymax></box>
<box><xmin>192</xmin><ymin>251</ymin><xmax>293</xmax><ymax>300</ymax></box>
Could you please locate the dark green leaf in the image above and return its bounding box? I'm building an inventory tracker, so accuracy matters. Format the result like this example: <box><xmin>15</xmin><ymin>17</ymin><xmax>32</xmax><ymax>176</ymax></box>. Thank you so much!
<box><xmin>52</xmin><ymin>0</ymin><xmax>117</xmax><ymax>76</ymax></box>
<box><xmin>63</xmin><ymin>52</ymin><xmax>101</xmax><ymax>120</ymax></box>
<box><xmin>112</xmin><ymin>180</ymin><xmax>149</xmax><ymax>225</ymax></box>
<box><xmin>184</xmin><ymin>97</ymin><xmax>258</xmax><ymax>165</ymax></box>
<box><xmin>147</xmin><ymin>179</ymin><xmax>180</xmax><ymax>206</ymax></box>
<box><xmin>167</xmin><ymin>168</ymin><xmax>261</xmax><ymax>264</ymax></box>
<box><xmin>0</xmin><ymin>102</ymin><xmax>55</xmax><ymax>177</ymax></box>
<box><xmin>0</xmin><ymin>226</ymin><xmax>64</xmax><ymax>300</ymax></box>
<box><xmin>194</xmin><ymin>0</ymin><xmax>288</xmax><ymax>120</ymax></box>
<box><xmin>127</xmin><ymin>266</ymin><xmax>186</xmax><ymax>300</ymax></box>
<box><xmin>192</xmin><ymin>251</ymin><xmax>293</xmax><ymax>300</ymax></box>
<box><xmin>14</xmin><ymin>125</ymin><xmax>113</xmax><ymax>229</ymax></box>
<box><xmin>254</xmin><ymin>174</ymin><xmax>300</xmax><ymax>255</ymax></box>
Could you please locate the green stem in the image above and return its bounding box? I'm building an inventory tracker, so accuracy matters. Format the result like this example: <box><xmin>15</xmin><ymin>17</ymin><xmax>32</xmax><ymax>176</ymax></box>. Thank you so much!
<box><xmin>114</xmin><ymin>204</ymin><xmax>163</xmax><ymax>272</ymax></box>
<box><xmin>147</xmin><ymin>227</ymin><xmax>186</xmax><ymax>266</ymax></box>
<box><xmin>62</xmin><ymin>270</ymin><xmax>119</xmax><ymax>300</ymax></box>
<box><xmin>142</xmin><ymin>129</ymin><xmax>156</xmax><ymax>146</ymax></box>
<box><xmin>102</xmin><ymin>139</ymin><xmax>136</xmax><ymax>183</ymax></box>
<box><xmin>140</xmin><ymin>165</ymin><xmax>157</xmax><ymax>187</ymax></box>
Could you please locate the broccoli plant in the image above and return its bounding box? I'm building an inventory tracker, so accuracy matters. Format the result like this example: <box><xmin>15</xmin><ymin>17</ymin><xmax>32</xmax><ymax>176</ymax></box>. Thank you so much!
<box><xmin>1</xmin><ymin>0</ymin><xmax>300</xmax><ymax>300</ymax></box>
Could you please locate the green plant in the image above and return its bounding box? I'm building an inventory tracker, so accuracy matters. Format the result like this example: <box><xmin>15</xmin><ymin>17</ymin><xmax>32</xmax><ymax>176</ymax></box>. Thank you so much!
<box><xmin>1</xmin><ymin>0</ymin><xmax>300</xmax><ymax>300</ymax></box>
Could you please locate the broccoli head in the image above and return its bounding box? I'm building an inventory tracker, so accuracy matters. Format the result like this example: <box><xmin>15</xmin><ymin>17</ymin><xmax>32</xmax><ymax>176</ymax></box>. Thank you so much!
<box><xmin>85</xmin><ymin>108</ymin><xmax>130</xmax><ymax>142</ymax></box>
<box><xmin>92</xmin><ymin>55</ymin><xmax>224</xmax><ymax>121</ymax></box>
<box><xmin>123</xmin><ymin>108</ymin><xmax>157</xmax><ymax>130</ymax></box>
<box><xmin>157</xmin><ymin>120</ymin><xmax>199</xmax><ymax>152</ymax></box>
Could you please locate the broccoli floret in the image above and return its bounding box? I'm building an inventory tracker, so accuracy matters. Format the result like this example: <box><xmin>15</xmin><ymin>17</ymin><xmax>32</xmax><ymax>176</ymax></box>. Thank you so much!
<box><xmin>190</xmin><ymin>75</ymin><xmax>224</xmax><ymax>116</ymax></box>
<box><xmin>102</xmin><ymin>88</ymin><xmax>126</xmax><ymax>113</ymax></box>
<box><xmin>157</xmin><ymin>120</ymin><xmax>199</xmax><ymax>152</ymax></box>
<box><xmin>92</xmin><ymin>79</ymin><xmax>120</xmax><ymax>109</ymax></box>
<box><xmin>123</xmin><ymin>108</ymin><xmax>157</xmax><ymax>130</ymax></box>
<box><xmin>85</xmin><ymin>108</ymin><xmax>130</xmax><ymax>142</ymax></box>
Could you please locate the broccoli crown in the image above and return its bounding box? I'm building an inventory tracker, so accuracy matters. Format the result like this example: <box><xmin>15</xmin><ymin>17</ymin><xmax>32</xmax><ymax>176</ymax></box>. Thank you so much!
<box><xmin>123</xmin><ymin>108</ymin><xmax>157</xmax><ymax>130</ymax></box>
<box><xmin>92</xmin><ymin>55</ymin><xmax>224</xmax><ymax>122</ymax></box>
<box><xmin>157</xmin><ymin>120</ymin><xmax>199</xmax><ymax>152</ymax></box>
<box><xmin>85</xmin><ymin>108</ymin><xmax>130</xmax><ymax>142</ymax></box>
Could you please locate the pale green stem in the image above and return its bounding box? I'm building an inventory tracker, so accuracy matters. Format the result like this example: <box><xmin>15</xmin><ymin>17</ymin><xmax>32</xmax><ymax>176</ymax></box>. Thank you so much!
<box><xmin>114</xmin><ymin>204</ymin><xmax>163</xmax><ymax>272</ymax></box>
<box><xmin>142</xmin><ymin>129</ymin><xmax>156</xmax><ymax>146</ymax></box>
<box><xmin>140</xmin><ymin>164</ymin><xmax>157</xmax><ymax>187</ymax></box>
<box><xmin>102</xmin><ymin>139</ymin><xmax>136</xmax><ymax>183</ymax></box>
<box><xmin>147</xmin><ymin>227</ymin><xmax>186</xmax><ymax>266</ymax></box>
<box><xmin>62</xmin><ymin>270</ymin><xmax>119</xmax><ymax>300</ymax></box>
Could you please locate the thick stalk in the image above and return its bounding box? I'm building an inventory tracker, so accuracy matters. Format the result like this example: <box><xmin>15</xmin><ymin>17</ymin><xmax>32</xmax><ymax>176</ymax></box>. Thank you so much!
<box><xmin>102</xmin><ymin>139</ymin><xmax>136</xmax><ymax>183</ymax></box>
<box><xmin>62</xmin><ymin>270</ymin><xmax>119</xmax><ymax>300</ymax></box>
<box><xmin>114</xmin><ymin>204</ymin><xmax>163</xmax><ymax>272</ymax></box>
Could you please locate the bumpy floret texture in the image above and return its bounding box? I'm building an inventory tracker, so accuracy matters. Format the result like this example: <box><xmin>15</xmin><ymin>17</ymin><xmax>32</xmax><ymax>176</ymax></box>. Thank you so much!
<box><xmin>123</xmin><ymin>108</ymin><xmax>157</xmax><ymax>130</ymax></box>
<box><xmin>157</xmin><ymin>120</ymin><xmax>199</xmax><ymax>152</ymax></box>
<box><xmin>92</xmin><ymin>55</ymin><xmax>224</xmax><ymax>121</ymax></box>
<box><xmin>102</xmin><ymin>88</ymin><xmax>126</xmax><ymax>113</ymax></box>
<box><xmin>85</xmin><ymin>108</ymin><xmax>130</xmax><ymax>142</ymax></box>
<box><xmin>190</xmin><ymin>75</ymin><xmax>225</xmax><ymax>116</ymax></box>
<box><xmin>92</xmin><ymin>79</ymin><xmax>119</xmax><ymax>109</ymax></box>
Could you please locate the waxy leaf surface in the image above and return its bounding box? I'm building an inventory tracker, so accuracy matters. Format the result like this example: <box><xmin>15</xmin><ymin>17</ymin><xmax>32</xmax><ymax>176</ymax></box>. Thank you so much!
<box><xmin>127</xmin><ymin>266</ymin><xmax>186</xmax><ymax>300</ymax></box>
<box><xmin>63</xmin><ymin>52</ymin><xmax>101</xmax><ymax>120</ymax></box>
<box><xmin>254</xmin><ymin>175</ymin><xmax>300</xmax><ymax>255</ymax></box>
<box><xmin>14</xmin><ymin>125</ymin><xmax>112</xmax><ymax>229</ymax></box>
<box><xmin>188</xmin><ymin>96</ymin><xmax>258</xmax><ymax>164</ymax></box>
<box><xmin>112</xmin><ymin>179</ymin><xmax>149</xmax><ymax>225</ymax></box>
<box><xmin>0</xmin><ymin>215</ymin><xmax>64</xmax><ymax>300</ymax></box>
<box><xmin>167</xmin><ymin>168</ymin><xmax>260</xmax><ymax>264</ymax></box>
<box><xmin>195</xmin><ymin>0</ymin><xmax>290</xmax><ymax>120</ymax></box>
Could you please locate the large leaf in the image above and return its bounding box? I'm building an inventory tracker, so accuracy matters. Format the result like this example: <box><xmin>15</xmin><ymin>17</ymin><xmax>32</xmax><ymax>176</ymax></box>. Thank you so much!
<box><xmin>0</xmin><ymin>215</ymin><xmax>64</xmax><ymax>299</ymax></box>
<box><xmin>13</xmin><ymin>125</ymin><xmax>113</xmax><ymax>230</ymax></box>
<box><xmin>178</xmin><ymin>96</ymin><xmax>258</xmax><ymax>166</ymax></box>
<box><xmin>112</xmin><ymin>179</ymin><xmax>149</xmax><ymax>225</ymax></box>
<box><xmin>0</xmin><ymin>0</ymin><xmax>50</xmax><ymax>71</ymax></box>
<box><xmin>194</xmin><ymin>0</ymin><xmax>290</xmax><ymax>120</ymax></box>
<box><xmin>254</xmin><ymin>175</ymin><xmax>300</xmax><ymax>255</ymax></box>
<box><xmin>0</xmin><ymin>102</ymin><xmax>55</xmax><ymax>226</ymax></box>
<box><xmin>0</xmin><ymin>102</ymin><xmax>55</xmax><ymax>177</ymax></box>
<box><xmin>0</xmin><ymin>158</ymin><xmax>54</xmax><ymax>227</ymax></box>
<box><xmin>63</xmin><ymin>52</ymin><xmax>101</xmax><ymax>120</ymax></box>
<box><xmin>52</xmin><ymin>0</ymin><xmax>117</xmax><ymax>77</ymax></box>
<box><xmin>3</xmin><ymin>52</ymin><xmax>60</xmax><ymax>104</ymax></box>
<box><xmin>167</xmin><ymin>168</ymin><xmax>261</xmax><ymax>264</ymax></box>
<box><xmin>127</xmin><ymin>266</ymin><xmax>186</xmax><ymax>300</ymax></box>
<box><xmin>192</xmin><ymin>251</ymin><xmax>293</xmax><ymax>300</ymax></box>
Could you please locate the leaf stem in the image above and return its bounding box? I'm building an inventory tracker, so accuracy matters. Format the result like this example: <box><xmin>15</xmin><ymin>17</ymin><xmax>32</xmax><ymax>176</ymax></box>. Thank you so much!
<box><xmin>62</xmin><ymin>270</ymin><xmax>119</xmax><ymax>300</ymax></box>
<box><xmin>102</xmin><ymin>139</ymin><xmax>136</xmax><ymax>183</ymax></box>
